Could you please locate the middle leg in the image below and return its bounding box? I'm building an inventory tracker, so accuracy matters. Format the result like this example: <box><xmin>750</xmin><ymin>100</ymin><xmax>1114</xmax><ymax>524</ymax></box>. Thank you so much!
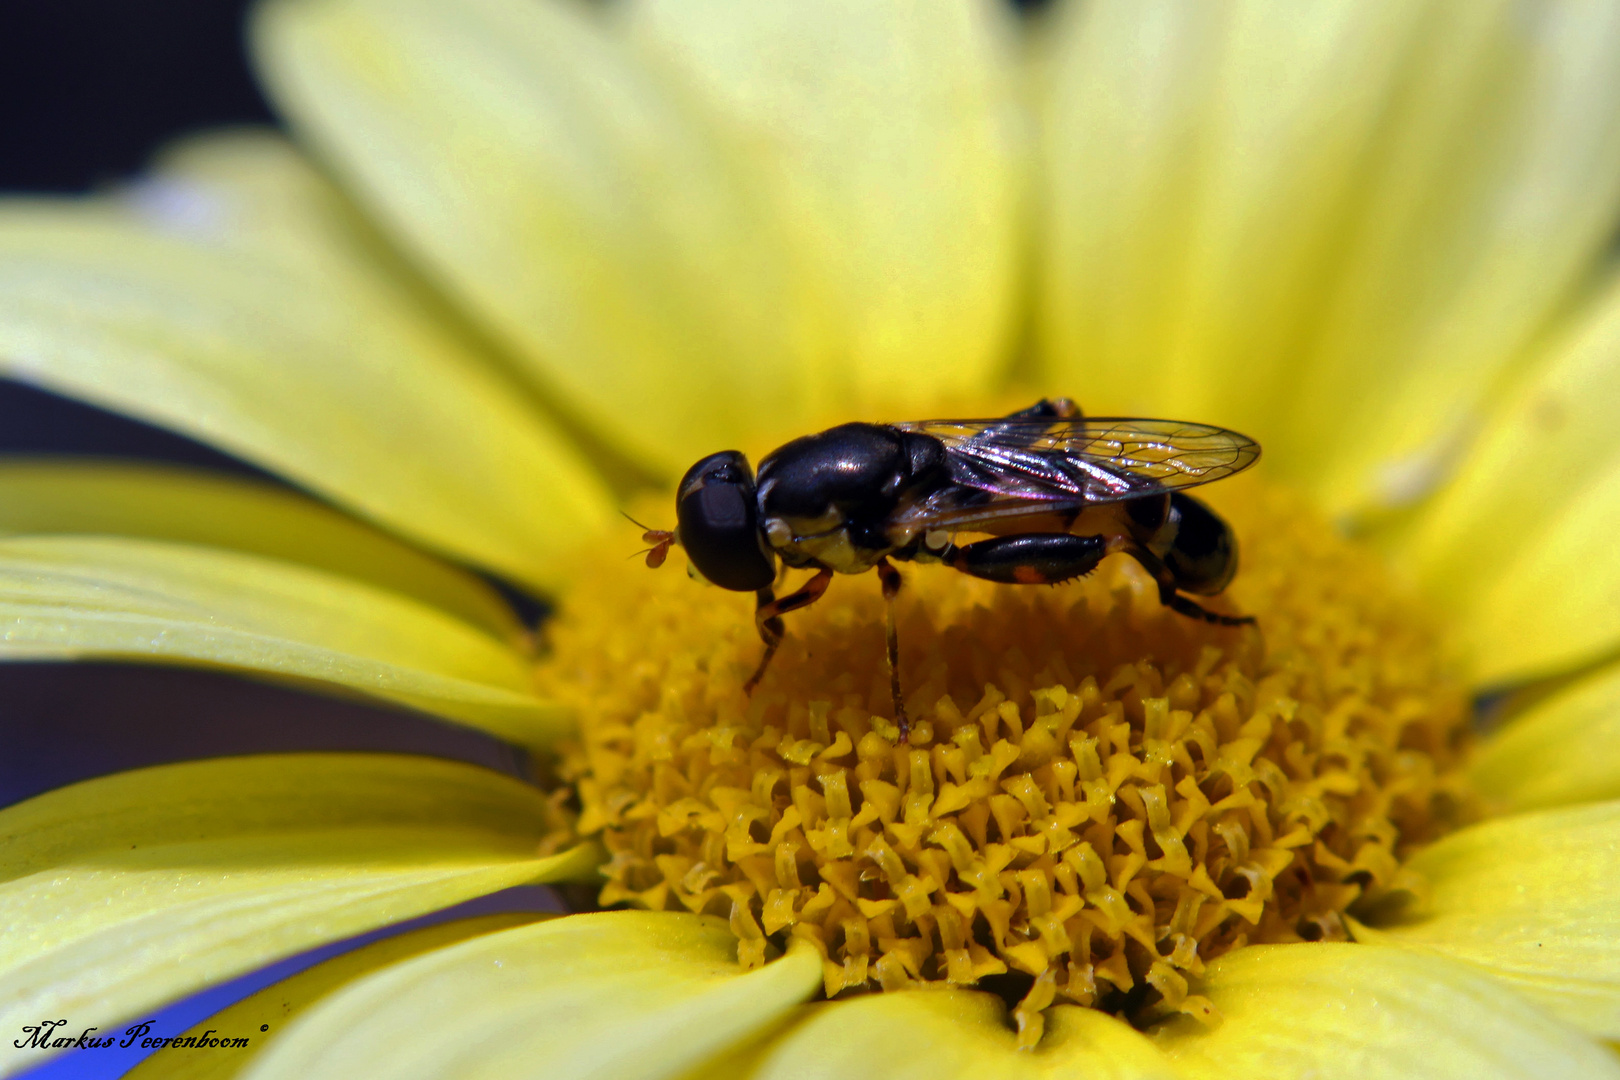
<box><xmin>874</xmin><ymin>557</ymin><xmax>908</xmax><ymax>741</ymax></box>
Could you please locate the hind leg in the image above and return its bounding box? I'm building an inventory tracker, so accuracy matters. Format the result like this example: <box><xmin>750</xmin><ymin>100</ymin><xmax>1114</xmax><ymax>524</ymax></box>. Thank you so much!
<box><xmin>943</xmin><ymin>532</ymin><xmax>1107</xmax><ymax>585</ymax></box>
<box><xmin>944</xmin><ymin>532</ymin><xmax>1253</xmax><ymax>626</ymax></box>
<box><xmin>1116</xmin><ymin>542</ymin><xmax>1255</xmax><ymax>627</ymax></box>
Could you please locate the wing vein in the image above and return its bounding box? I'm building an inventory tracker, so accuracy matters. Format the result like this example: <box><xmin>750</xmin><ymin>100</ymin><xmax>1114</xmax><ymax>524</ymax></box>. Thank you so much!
<box><xmin>889</xmin><ymin>417</ymin><xmax>1259</xmax><ymax>533</ymax></box>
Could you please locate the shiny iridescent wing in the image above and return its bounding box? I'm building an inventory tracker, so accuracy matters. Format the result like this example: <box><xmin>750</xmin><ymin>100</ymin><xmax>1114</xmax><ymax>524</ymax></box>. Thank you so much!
<box><xmin>890</xmin><ymin>417</ymin><xmax>1260</xmax><ymax>532</ymax></box>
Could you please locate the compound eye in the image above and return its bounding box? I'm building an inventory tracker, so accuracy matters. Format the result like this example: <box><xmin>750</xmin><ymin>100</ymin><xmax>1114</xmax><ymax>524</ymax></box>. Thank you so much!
<box><xmin>676</xmin><ymin>451</ymin><xmax>776</xmax><ymax>592</ymax></box>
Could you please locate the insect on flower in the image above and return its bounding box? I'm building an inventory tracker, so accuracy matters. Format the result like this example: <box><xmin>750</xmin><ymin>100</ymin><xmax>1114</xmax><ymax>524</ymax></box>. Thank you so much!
<box><xmin>638</xmin><ymin>399</ymin><xmax>1260</xmax><ymax>738</ymax></box>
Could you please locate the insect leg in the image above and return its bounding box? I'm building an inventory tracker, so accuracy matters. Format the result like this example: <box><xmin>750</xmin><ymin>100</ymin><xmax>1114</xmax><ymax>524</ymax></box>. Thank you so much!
<box><xmin>874</xmin><ymin>557</ymin><xmax>909</xmax><ymax>741</ymax></box>
<box><xmin>942</xmin><ymin>532</ymin><xmax>1108</xmax><ymax>585</ymax></box>
<box><xmin>1113</xmin><ymin>541</ymin><xmax>1256</xmax><ymax>627</ymax></box>
<box><xmin>970</xmin><ymin>398</ymin><xmax>1083</xmax><ymax>450</ymax></box>
<box><xmin>743</xmin><ymin>568</ymin><xmax>834</xmax><ymax>695</ymax></box>
<box><xmin>1000</xmin><ymin>397</ymin><xmax>1081</xmax><ymax>422</ymax></box>
<box><xmin>947</xmin><ymin>533</ymin><xmax>1254</xmax><ymax>625</ymax></box>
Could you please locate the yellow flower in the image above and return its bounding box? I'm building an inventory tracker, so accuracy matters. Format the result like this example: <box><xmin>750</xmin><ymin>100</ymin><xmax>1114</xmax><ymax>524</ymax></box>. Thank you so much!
<box><xmin>2</xmin><ymin>1</ymin><xmax>1620</xmax><ymax>1078</ymax></box>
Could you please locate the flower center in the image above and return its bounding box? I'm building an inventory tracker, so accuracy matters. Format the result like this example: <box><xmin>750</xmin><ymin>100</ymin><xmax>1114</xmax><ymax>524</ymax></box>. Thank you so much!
<box><xmin>539</xmin><ymin>481</ymin><xmax>1475</xmax><ymax>1045</ymax></box>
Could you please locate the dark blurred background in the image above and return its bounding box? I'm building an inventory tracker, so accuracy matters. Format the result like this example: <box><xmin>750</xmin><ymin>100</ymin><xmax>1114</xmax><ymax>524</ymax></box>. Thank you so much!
<box><xmin>0</xmin><ymin>1</ymin><xmax>280</xmax><ymax>467</ymax></box>
<box><xmin>0</xmin><ymin>19</ymin><xmax>549</xmax><ymax>1077</ymax></box>
<box><xmin>0</xmin><ymin>0</ymin><xmax>1057</xmax><ymax>800</ymax></box>
<box><xmin>0</xmin><ymin>0</ymin><xmax>273</xmax><ymax>192</ymax></box>
<box><xmin>0</xmin><ymin>0</ymin><xmax>1048</xmax><ymax>192</ymax></box>
<box><xmin>0</xmin><ymin>2</ymin><xmax>535</xmax><ymax>818</ymax></box>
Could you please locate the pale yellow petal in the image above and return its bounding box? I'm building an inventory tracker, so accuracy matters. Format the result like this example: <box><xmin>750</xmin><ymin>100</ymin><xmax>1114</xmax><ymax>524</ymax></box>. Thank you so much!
<box><xmin>628</xmin><ymin>0</ymin><xmax>1024</xmax><ymax>412</ymax></box>
<box><xmin>124</xmin><ymin>913</ymin><xmax>547</xmax><ymax>1080</ymax></box>
<box><xmin>1469</xmin><ymin>664</ymin><xmax>1620</xmax><ymax>811</ymax></box>
<box><xmin>666</xmin><ymin>1010</ymin><xmax>803</xmax><ymax>1080</ymax></box>
<box><xmin>0</xmin><ymin>458</ymin><xmax>518</xmax><ymax>637</ymax></box>
<box><xmin>1396</xmin><ymin>274</ymin><xmax>1620</xmax><ymax>682</ymax></box>
<box><xmin>0</xmin><ymin>131</ymin><xmax>611</xmax><ymax>592</ymax></box>
<box><xmin>255</xmin><ymin>0</ymin><xmax>831</xmax><ymax>474</ymax></box>
<box><xmin>0</xmin><ymin>534</ymin><xmax>564</xmax><ymax>744</ymax></box>
<box><xmin>1038</xmin><ymin>0</ymin><xmax>1620</xmax><ymax>520</ymax></box>
<box><xmin>240</xmin><ymin>912</ymin><xmax>821</xmax><ymax>1080</ymax></box>
<box><xmin>1352</xmin><ymin>801</ymin><xmax>1620</xmax><ymax>1038</ymax></box>
<box><xmin>1463</xmin><ymin>485</ymin><xmax>1620</xmax><ymax>684</ymax></box>
<box><xmin>1037</xmin><ymin>1005</ymin><xmax>1183</xmax><ymax>1080</ymax></box>
<box><xmin>747</xmin><ymin>991</ymin><xmax>1176</xmax><ymax>1080</ymax></box>
<box><xmin>0</xmin><ymin>754</ymin><xmax>596</xmax><ymax>1078</ymax></box>
<box><xmin>1039</xmin><ymin>0</ymin><xmax>1281</xmax><ymax>417</ymax></box>
<box><xmin>1401</xmin><ymin>275</ymin><xmax>1620</xmax><ymax>594</ymax></box>
<box><xmin>1154</xmin><ymin>942</ymin><xmax>1620</xmax><ymax>1080</ymax></box>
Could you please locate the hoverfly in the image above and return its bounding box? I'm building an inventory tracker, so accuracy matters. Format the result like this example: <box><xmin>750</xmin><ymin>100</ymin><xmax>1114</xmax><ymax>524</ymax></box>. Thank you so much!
<box><xmin>638</xmin><ymin>398</ymin><xmax>1259</xmax><ymax>740</ymax></box>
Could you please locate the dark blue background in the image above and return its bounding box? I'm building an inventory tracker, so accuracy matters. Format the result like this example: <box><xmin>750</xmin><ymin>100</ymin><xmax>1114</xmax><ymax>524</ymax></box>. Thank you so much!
<box><xmin>0</xmin><ymin>3</ymin><xmax>1046</xmax><ymax>1076</ymax></box>
<box><xmin>0</xmin><ymin>0</ymin><xmax>540</xmax><ymax>813</ymax></box>
<box><xmin>0</xmin><ymin>10</ymin><xmax>563</xmax><ymax>1078</ymax></box>
<box><xmin>1</xmin><ymin>0</ymin><xmax>272</xmax><ymax>192</ymax></box>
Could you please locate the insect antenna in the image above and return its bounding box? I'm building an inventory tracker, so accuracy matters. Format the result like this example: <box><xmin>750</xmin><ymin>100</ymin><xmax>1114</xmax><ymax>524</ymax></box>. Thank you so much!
<box><xmin>621</xmin><ymin>511</ymin><xmax>675</xmax><ymax>569</ymax></box>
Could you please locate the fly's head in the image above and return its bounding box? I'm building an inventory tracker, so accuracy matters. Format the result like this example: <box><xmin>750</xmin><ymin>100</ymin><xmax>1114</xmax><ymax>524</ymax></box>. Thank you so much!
<box><xmin>670</xmin><ymin>451</ymin><xmax>777</xmax><ymax>591</ymax></box>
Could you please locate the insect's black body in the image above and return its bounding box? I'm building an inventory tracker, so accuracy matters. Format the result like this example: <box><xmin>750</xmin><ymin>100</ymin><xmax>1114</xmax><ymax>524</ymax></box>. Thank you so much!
<box><xmin>756</xmin><ymin>421</ymin><xmax>949</xmax><ymax>575</ymax></box>
<box><xmin>650</xmin><ymin>399</ymin><xmax>1260</xmax><ymax>738</ymax></box>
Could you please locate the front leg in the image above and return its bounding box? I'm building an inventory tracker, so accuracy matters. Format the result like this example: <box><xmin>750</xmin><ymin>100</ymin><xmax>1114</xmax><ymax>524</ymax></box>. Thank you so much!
<box><xmin>744</xmin><ymin>568</ymin><xmax>833</xmax><ymax>695</ymax></box>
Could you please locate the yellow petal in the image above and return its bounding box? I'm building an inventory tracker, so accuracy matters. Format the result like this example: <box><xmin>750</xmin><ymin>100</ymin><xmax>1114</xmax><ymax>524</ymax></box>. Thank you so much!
<box><xmin>1469</xmin><ymin>664</ymin><xmax>1620</xmax><ymax>811</ymax></box>
<box><xmin>1397</xmin><ymin>274</ymin><xmax>1620</xmax><ymax>683</ymax></box>
<box><xmin>240</xmin><ymin>912</ymin><xmax>820</xmax><ymax>1080</ymax></box>
<box><xmin>1038</xmin><ymin>1006</ymin><xmax>1183</xmax><ymax>1080</ymax></box>
<box><xmin>1401</xmin><ymin>275</ymin><xmax>1620</xmax><ymax>597</ymax></box>
<box><xmin>1464</xmin><ymin>487</ymin><xmax>1620</xmax><ymax>684</ymax></box>
<box><xmin>0</xmin><ymin>754</ymin><xmax>596</xmax><ymax>1078</ymax></box>
<box><xmin>0</xmin><ymin>131</ymin><xmax>611</xmax><ymax>592</ymax></box>
<box><xmin>0</xmin><ymin>458</ymin><xmax>518</xmax><ymax>638</ymax></box>
<box><xmin>1352</xmin><ymin>801</ymin><xmax>1620</xmax><ymax>1039</ymax></box>
<box><xmin>1037</xmin><ymin>0</ymin><xmax>1620</xmax><ymax>520</ymax></box>
<box><xmin>628</xmin><ymin>0</ymin><xmax>1024</xmax><ymax>413</ymax></box>
<box><xmin>0</xmin><ymin>534</ymin><xmax>564</xmax><ymax>744</ymax></box>
<box><xmin>124</xmin><ymin>913</ymin><xmax>548</xmax><ymax>1080</ymax></box>
<box><xmin>747</xmin><ymin>990</ymin><xmax>1176</xmax><ymax>1080</ymax></box>
<box><xmin>254</xmin><ymin>0</ymin><xmax>831</xmax><ymax>474</ymax></box>
<box><xmin>1154</xmin><ymin>942</ymin><xmax>1620</xmax><ymax>1080</ymax></box>
<box><xmin>665</xmin><ymin>1010</ymin><xmax>804</xmax><ymax>1080</ymax></box>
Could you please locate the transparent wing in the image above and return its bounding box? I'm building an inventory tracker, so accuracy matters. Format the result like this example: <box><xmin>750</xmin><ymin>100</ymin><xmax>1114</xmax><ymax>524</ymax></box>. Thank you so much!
<box><xmin>891</xmin><ymin>417</ymin><xmax>1259</xmax><ymax>532</ymax></box>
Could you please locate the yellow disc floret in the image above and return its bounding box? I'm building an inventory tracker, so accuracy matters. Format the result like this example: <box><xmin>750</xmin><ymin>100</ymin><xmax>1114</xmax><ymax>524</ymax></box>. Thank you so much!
<box><xmin>539</xmin><ymin>483</ymin><xmax>1474</xmax><ymax>1044</ymax></box>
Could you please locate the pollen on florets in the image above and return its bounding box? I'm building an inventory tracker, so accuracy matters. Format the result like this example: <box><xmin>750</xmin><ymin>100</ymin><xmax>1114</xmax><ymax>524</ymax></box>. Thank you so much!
<box><xmin>538</xmin><ymin>483</ymin><xmax>1475</xmax><ymax>1045</ymax></box>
